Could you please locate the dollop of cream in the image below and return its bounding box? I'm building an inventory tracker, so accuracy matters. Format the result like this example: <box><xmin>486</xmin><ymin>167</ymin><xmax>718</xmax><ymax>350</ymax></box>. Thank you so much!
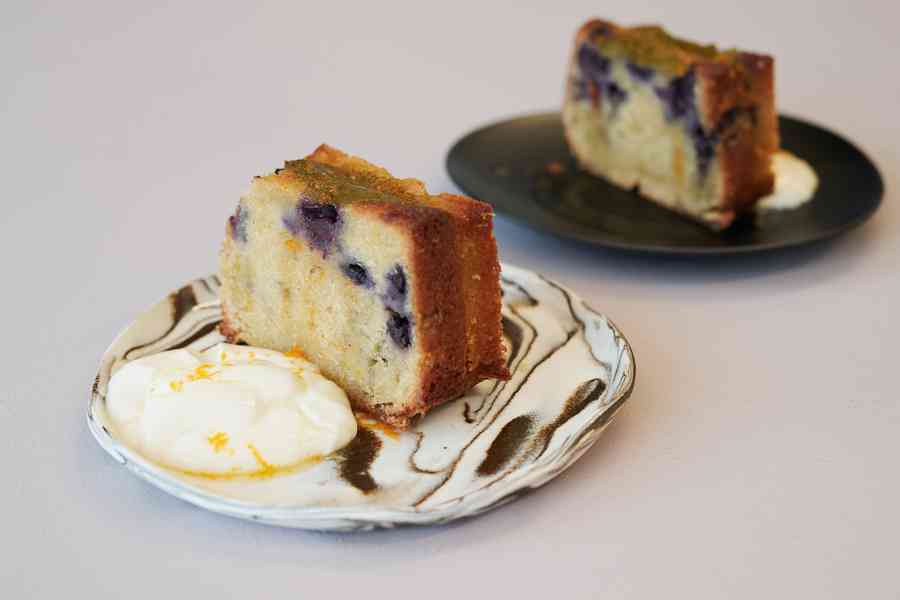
<box><xmin>106</xmin><ymin>343</ymin><xmax>357</xmax><ymax>477</ymax></box>
<box><xmin>757</xmin><ymin>150</ymin><xmax>819</xmax><ymax>211</ymax></box>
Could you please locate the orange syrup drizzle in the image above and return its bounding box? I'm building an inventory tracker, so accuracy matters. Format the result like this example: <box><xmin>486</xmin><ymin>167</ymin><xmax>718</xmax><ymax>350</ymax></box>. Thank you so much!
<box><xmin>355</xmin><ymin>413</ymin><xmax>401</xmax><ymax>441</ymax></box>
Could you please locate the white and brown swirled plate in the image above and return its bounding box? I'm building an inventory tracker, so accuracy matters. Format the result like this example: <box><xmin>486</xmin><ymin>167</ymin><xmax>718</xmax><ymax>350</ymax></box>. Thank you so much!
<box><xmin>87</xmin><ymin>263</ymin><xmax>635</xmax><ymax>531</ymax></box>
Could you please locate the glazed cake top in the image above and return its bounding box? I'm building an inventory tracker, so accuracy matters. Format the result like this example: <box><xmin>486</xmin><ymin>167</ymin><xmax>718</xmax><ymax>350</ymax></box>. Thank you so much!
<box><xmin>579</xmin><ymin>19</ymin><xmax>757</xmax><ymax>76</ymax></box>
<box><xmin>269</xmin><ymin>145</ymin><xmax>434</xmax><ymax>208</ymax></box>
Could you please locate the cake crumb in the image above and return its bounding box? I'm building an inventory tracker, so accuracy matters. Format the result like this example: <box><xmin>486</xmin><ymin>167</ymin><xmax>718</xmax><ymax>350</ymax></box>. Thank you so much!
<box><xmin>545</xmin><ymin>161</ymin><xmax>566</xmax><ymax>175</ymax></box>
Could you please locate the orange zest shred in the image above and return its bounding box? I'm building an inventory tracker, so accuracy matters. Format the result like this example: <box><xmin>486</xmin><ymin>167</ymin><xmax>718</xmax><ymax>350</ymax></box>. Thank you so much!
<box><xmin>186</xmin><ymin>363</ymin><xmax>216</xmax><ymax>382</ymax></box>
<box><xmin>284</xmin><ymin>238</ymin><xmax>301</xmax><ymax>252</ymax></box>
<box><xmin>284</xmin><ymin>346</ymin><xmax>308</xmax><ymax>360</ymax></box>
<box><xmin>207</xmin><ymin>432</ymin><xmax>229</xmax><ymax>453</ymax></box>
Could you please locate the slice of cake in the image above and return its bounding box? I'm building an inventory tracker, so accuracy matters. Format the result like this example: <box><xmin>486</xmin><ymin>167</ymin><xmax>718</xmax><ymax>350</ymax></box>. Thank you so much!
<box><xmin>219</xmin><ymin>145</ymin><xmax>509</xmax><ymax>429</ymax></box>
<box><xmin>562</xmin><ymin>19</ymin><xmax>779</xmax><ymax>229</ymax></box>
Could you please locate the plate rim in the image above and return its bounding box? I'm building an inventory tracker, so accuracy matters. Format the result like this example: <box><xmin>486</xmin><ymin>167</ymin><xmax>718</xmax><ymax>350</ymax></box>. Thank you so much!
<box><xmin>446</xmin><ymin>111</ymin><xmax>885</xmax><ymax>256</ymax></box>
<box><xmin>87</xmin><ymin>263</ymin><xmax>636</xmax><ymax>531</ymax></box>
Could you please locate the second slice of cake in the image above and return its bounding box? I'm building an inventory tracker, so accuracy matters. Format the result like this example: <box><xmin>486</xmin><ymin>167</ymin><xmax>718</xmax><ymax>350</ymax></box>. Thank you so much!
<box><xmin>563</xmin><ymin>19</ymin><xmax>779</xmax><ymax>229</ymax></box>
<box><xmin>220</xmin><ymin>145</ymin><xmax>509</xmax><ymax>429</ymax></box>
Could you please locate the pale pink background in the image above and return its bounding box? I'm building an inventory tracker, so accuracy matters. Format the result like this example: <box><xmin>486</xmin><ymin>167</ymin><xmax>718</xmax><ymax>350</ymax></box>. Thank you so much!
<box><xmin>2</xmin><ymin>1</ymin><xmax>897</xmax><ymax>598</ymax></box>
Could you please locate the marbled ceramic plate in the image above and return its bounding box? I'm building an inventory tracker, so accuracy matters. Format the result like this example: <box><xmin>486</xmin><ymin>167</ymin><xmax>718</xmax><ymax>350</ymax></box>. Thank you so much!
<box><xmin>88</xmin><ymin>264</ymin><xmax>635</xmax><ymax>531</ymax></box>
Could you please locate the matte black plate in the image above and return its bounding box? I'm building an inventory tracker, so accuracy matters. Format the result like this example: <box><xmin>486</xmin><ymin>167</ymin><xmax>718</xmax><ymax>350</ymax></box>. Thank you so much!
<box><xmin>446</xmin><ymin>112</ymin><xmax>883</xmax><ymax>255</ymax></box>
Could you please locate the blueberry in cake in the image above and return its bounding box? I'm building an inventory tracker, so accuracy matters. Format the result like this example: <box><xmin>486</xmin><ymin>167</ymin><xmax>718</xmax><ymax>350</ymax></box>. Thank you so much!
<box><xmin>220</xmin><ymin>145</ymin><xmax>509</xmax><ymax>429</ymax></box>
<box><xmin>563</xmin><ymin>19</ymin><xmax>779</xmax><ymax>229</ymax></box>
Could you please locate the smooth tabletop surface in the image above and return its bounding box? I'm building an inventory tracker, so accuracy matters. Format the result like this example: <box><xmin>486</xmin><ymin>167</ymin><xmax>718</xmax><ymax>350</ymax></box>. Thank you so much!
<box><xmin>3</xmin><ymin>1</ymin><xmax>898</xmax><ymax>598</ymax></box>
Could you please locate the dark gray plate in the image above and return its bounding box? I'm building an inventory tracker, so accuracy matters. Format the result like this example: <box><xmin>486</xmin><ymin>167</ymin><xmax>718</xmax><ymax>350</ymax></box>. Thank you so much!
<box><xmin>446</xmin><ymin>112</ymin><xmax>883</xmax><ymax>255</ymax></box>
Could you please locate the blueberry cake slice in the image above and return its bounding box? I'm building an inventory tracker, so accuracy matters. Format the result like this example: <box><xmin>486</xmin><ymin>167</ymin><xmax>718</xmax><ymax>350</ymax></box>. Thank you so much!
<box><xmin>563</xmin><ymin>19</ymin><xmax>779</xmax><ymax>229</ymax></box>
<box><xmin>220</xmin><ymin>145</ymin><xmax>509</xmax><ymax>429</ymax></box>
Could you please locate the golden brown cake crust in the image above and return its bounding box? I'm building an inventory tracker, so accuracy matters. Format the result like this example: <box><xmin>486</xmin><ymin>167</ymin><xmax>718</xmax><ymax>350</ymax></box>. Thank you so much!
<box><xmin>698</xmin><ymin>54</ymin><xmax>779</xmax><ymax>215</ymax></box>
<box><xmin>436</xmin><ymin>193</ymin><xmax>508</xmax><ymax>380</ymax></box>
<box><xmin>219</xmin><ymin>301</ymin><xmax>241</xmax><ymax>342</ymax></box>
<box><xmin>220</xmin><ymin>144</ymin><xmax>508</xmax><ymax>430</ymax></box>
<box><xmin>576</xmin><ymin>19</ymin><xmax>745</xmax><ymax>76</ymax></box>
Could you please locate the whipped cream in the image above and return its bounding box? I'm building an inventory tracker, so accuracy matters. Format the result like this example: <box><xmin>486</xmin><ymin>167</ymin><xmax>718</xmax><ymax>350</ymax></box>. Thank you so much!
<box><xmin>106</xmin><ymin>343</ymin><xmax>357</xmax><ymax>477</ymax></box>
<box><xmin>757</xmin><ymin>150</ymin><xmax>819</xmax><ymax>211</ymax></box>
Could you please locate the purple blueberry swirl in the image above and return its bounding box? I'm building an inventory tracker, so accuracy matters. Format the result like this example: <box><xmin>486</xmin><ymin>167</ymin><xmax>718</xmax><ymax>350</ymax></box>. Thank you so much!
<box><xmin>229</xmin><ymin>204</ymin><xmax>249</xmax><ymax>243</ymax></box>
<box><xmin>283</xmin><ymin>197</ymin><xmax>341</xmax><ymax>257</ymax></box>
